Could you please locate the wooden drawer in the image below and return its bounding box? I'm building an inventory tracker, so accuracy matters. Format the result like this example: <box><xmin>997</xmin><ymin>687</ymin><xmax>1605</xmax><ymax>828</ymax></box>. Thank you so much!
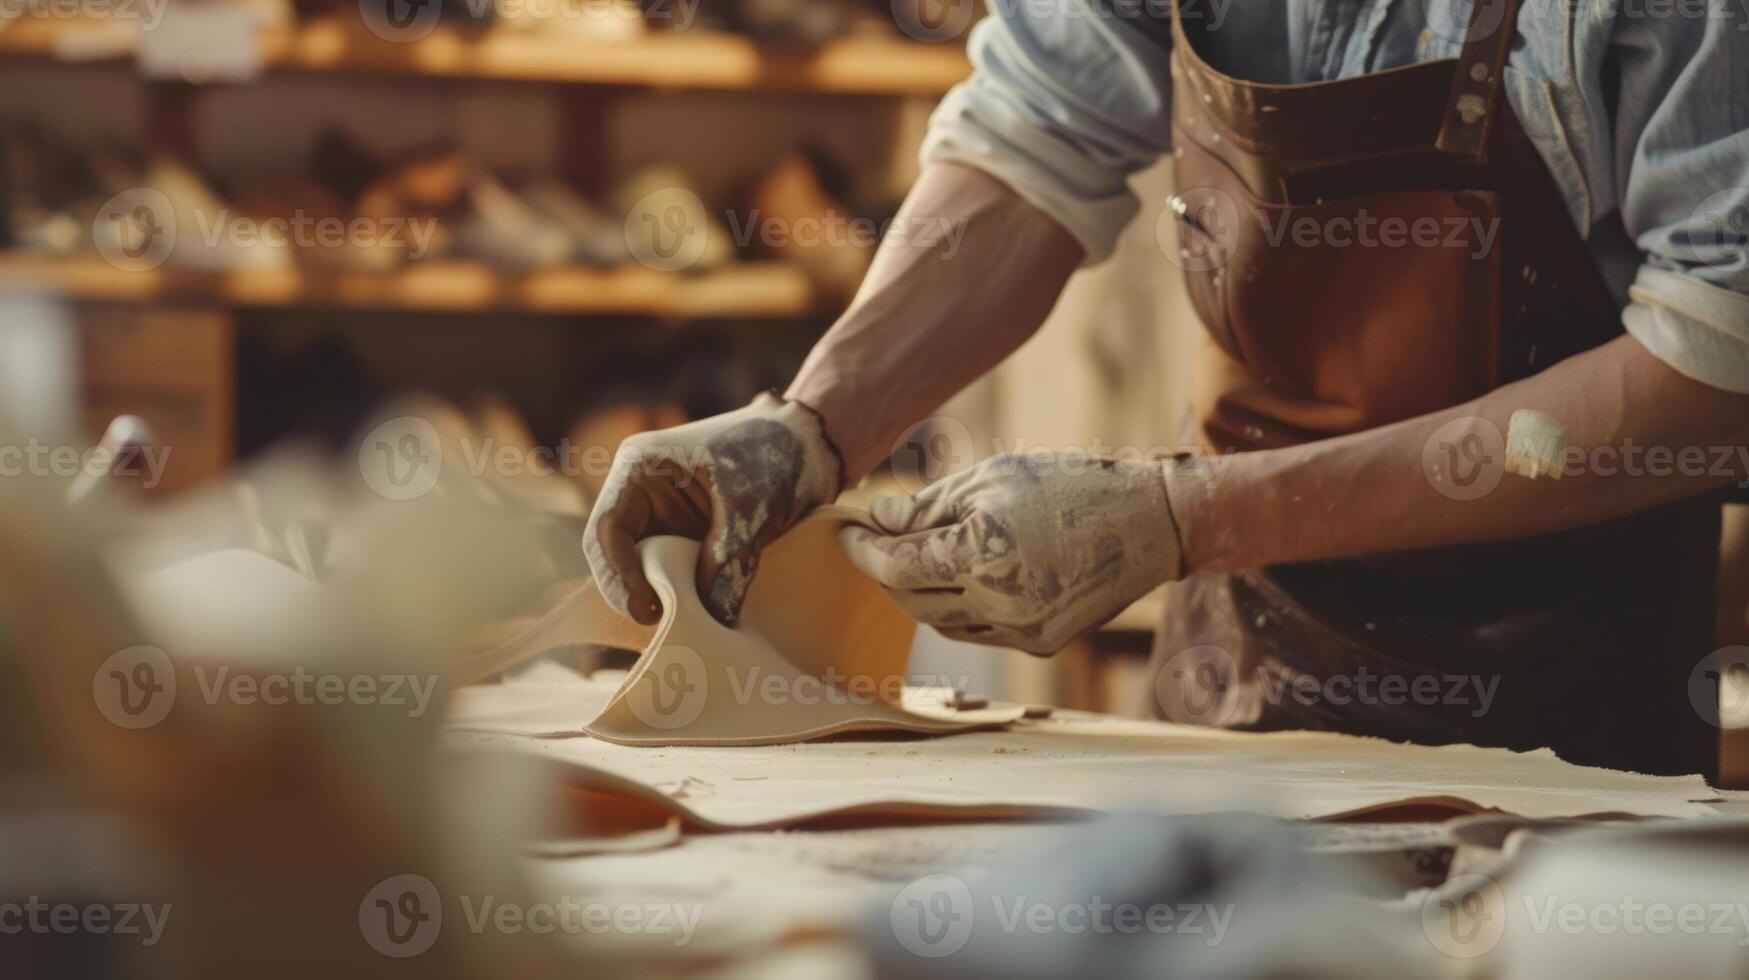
<box><xmin>80</xmin><ymin>305</ymin><xmax>231</xmax><ymax>394</ymax></box>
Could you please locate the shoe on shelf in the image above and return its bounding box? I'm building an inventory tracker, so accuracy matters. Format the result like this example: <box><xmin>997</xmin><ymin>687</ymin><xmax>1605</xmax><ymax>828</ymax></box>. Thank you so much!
<box><xmin>746</xmin><ymin>149</ymin><xmax>874</xmax><ymax>302</ymax></box>
<box><xmin>494</xmin><ymin>0</ymin><xmax>646</xmax><ymax>41</ymax></box>
<box><xmin>89</xmin><ymin>154</ymin><xmax>291</xmax><ymax>273</ymax></box>
<box><xmin>610</xmin><ymin>163</ymin><xmax>735</xmax><ymax>273</ymax></box>
<box><xmin>451</xmin><ymin>173</ymin><xmax>576</xmax><ymax>271</ymax></box>
<box><xmin>517</xmin><ymin>177</ymin><xmax>632</xmax><ymax>268</ymax></box>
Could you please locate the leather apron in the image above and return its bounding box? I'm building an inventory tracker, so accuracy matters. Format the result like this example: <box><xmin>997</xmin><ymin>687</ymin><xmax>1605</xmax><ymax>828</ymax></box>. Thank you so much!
<box><xmin>1146</xmin><ymin>0</ymin><xmax>1720</xmax><ymax>776</ymax></box>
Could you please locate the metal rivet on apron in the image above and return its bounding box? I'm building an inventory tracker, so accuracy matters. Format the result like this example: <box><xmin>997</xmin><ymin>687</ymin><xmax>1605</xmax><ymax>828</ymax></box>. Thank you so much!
<box><xmin>1469</xmin><ymin>62</ymin><xmax>1490</xmax><ymax>82</ymax></box>
<box><xmin>1457</xmin><ymin>94</ymin><xmax>1486</xmax><ymax>125</ymax></box>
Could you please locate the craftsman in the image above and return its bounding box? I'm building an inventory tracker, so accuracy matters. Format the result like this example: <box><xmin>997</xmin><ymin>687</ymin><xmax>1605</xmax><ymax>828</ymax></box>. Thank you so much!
<box><xmin>586</xmin><ymin>0</ymin><xmax>1749</xmax><ymax>775</ymax></box>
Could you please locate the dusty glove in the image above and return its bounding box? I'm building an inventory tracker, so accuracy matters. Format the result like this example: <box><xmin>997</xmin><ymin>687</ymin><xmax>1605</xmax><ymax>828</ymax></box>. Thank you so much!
<box><xmin>583</xmin><ymin>392</ymin><xmax>841</xmax><ymax>626</ymax></box>
<box><xmin>841</xmin><ymin>453</ymin><xmax>1185</xmax><ymax>654</ymax></box>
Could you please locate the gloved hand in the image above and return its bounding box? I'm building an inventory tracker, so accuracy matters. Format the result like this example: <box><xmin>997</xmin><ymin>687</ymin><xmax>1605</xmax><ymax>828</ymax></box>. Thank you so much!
<box><xmin>583</xmin><ymin>392</ymin><xmax>842</xmax><ymax>626</ymax></box>
<box><xmin>841</xmin><ymin>452</ymin><xmax>1187</xmax><ymax>654</ymax></box>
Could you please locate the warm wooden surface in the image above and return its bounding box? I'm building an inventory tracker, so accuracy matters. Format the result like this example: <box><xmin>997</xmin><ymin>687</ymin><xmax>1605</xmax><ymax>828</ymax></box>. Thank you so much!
<box><xmin>0</xmin><ymin>254</ymin><xmax>818</xmax><ymax>318</ymax></box>
<box><xmin>0</xmin><ymin>16</ymin><xmax>972</xmax><ymax>95</ymax></box>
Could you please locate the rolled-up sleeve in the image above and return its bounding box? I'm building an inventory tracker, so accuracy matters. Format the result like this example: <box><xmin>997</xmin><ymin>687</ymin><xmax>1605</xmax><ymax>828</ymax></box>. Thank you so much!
<box><xmin>1606</xmin><ymin>8</ymin><xmax>1749</xmax><ymax>394</ymax></box>
<box><xmin>920</xmin><ymin>2</ymin><xmax>1178</xmax><ymax>265</ymax></box>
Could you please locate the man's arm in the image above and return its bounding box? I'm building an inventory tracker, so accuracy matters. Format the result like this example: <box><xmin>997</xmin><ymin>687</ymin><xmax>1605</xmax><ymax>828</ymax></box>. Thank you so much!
<box><xmin>1177</xmin><ymin>334</ymin><xmax>1749</xmax><ymax>574</ymax></box>
<box><xmin>786</xmin><ymin>163</ymin><xmax>1083</xmax><ymax>480</ymax></box>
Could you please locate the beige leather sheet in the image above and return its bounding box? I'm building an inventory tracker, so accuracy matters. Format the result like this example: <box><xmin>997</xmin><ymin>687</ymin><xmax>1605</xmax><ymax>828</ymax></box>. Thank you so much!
<box><xmin>446</xmin><ymin>680</ymin><xmax>1720</xmax><ymax>827</ymax></box>
<box><xmin>470</xmin><ymin>507</ymin><xmax>1026</xmax><ymax>746</ymax></box>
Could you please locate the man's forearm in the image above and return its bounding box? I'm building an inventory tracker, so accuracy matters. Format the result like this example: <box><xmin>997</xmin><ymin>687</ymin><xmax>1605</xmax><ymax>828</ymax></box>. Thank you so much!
<box><xmin>785</xmin><ymin>162</ymin><xmax>1084</xmax><ymax>481</ymax></box>
<box><xmin>1179</xmin><ymin>334</ymin><xmax>1749</xmax><ymax>573</ymax></box>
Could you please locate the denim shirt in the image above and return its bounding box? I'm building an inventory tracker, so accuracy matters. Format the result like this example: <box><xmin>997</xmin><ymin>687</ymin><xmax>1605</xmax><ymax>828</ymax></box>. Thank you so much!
<box><xmin>921</xmin><ymin>0</ymin><xmax>1749</xmax><ymax>392</ymax></box>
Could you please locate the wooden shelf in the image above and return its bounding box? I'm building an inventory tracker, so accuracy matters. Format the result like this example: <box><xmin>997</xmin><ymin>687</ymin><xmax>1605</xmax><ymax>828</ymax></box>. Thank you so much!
<box><xmin>0</xmin><ymin>17</ymin><xmax>972</xmax><ymax>95</ymax></box>
<box><xmin>0</xmin><ymin>254</ymin><xmax>819</xmax><ymax>318</ymax></box>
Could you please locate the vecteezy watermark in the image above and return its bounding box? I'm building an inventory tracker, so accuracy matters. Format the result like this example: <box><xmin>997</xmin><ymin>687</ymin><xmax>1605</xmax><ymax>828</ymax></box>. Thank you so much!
<box><xmin>887</xmin><ymin>416</ymin><xmax>1237</xmax><ymax>496</ymax></box>
<box><xmin>1421</xmin><ymin>872</ymin><xmax>1509</xmax><ymax>959</ymax></box>
<box><xmin>0</xmin><ymin>438</ymin><xmax>172</xmax><ymax>490</ymax></box>
<box><xmin>1688</xmin><ymin>646</ymin><xmax>1749</xmax><ymax>728</ymax></box>
<box><xmin>359</xmin><ymin>874</ymin><xmax>703</xmax><ymax>958</ymax></box>
<box><xmin>92</xmin><ymin>191</ymin><xmax>438</xmax><ymax>272</ymax></box>
<box><xmin>0</xmin><ymin>0</ymin><xmax>170</xmax><ymax>29</ymax></box>
<box><xmin>1689</xmin><ymin>187</ymin><xmax>1749</xmax><ymax>266</ymax></box>
<box><xmin>92</xmin><ymin>646</ymin><xmax>442</xmax><ymax>730</ymax></box>
<box><xmin>358</xmin><ymin>415</ymin><xmax>444</xmax><ymax>501</ymax></box>
<box><xmin>361</xmin><ymin>0</ymin><xmax>698</xmax><ymax>43</ymax></box>
<box><xmin>622</xmin><ymin>642</ymin><xmax>976</xmax><ymax>732</ymax></box>
<box><xmin>354</xmin><ymin>414</ymin><xmax>715</xmax><ymax>501</ymax></box>
<box><xmin>1155</xmin><ymin>187</ymin><xmax>1502</xmax><ymax>271</ymax></box>
<box><xmin>618</xmin><ymin>186</ymin><xmax>970</xmax><ymax>273</ymax></box>
<box><xmin>1156</xmin><ymin>645</ymin><xmax>1501</xmax><ymax>726</ymax></box>
<box><xmin>1422</xmin><ymin>0</ymin><xmax>1749</xmax><ymax>47</ymax></box>
<box><xmin>1256</xmin><ymin>663</ymin><xmax>1500</xmax><ymax>718</ymax></box>
<box><xmin>1422</xmin><ymin>417</ymin><xmax>1749</xmax><ymax>501</ymax></box>
<box><xmin>1422</xmin><ymin>416</ymin><xmax>1508</xmax><ymax>501</ymax></box>
<box><xmin>1422</xmin><ymin>871</ymin><xmax>1749</xmax><ymax>960</ymax></box>
<box><xmin>891</xmin><ymin>0</ymin><xmax>1230</xmax><ymax>44</ymax></box>
<box><xmin>889</xmin><ymin>873</ymin><xmax>1233</xmax><ymax>959</ymax></box>
<box><xmin>93</xmin><ymin>646</ymin><xmax>177</xmax><ymax>730</ymax></box>
<box><xmin>0</xmin><ymin>897</ymin><xmax>172</xmax><ymax>948</ymax></box>
<box><xmin>721</xmin><ymin>210</ymin><xmax>969</xmax><ymax>261</ymax></box>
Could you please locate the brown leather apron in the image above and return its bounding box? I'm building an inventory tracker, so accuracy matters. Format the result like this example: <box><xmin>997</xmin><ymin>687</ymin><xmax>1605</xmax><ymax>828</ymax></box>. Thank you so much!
<box><xmin>1146</xmin><ymin>0</ymin><xmax>1720</xmax><ymax>775</ymax></box>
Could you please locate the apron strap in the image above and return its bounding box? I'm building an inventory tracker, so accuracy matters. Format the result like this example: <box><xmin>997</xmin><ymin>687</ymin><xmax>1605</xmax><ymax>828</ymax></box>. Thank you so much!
<box><xmin>1435</xmin><ymin>0</ymin><xmax>1526</xmax><ymax>159</ymax></box>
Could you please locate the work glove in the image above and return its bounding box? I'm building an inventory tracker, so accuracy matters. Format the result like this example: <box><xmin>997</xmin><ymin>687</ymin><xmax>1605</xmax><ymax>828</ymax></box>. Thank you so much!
<box><xmin>583</xmin><ymin>392</ymin><xmax>842</xmax><ymax>626</ymax></box>
<box><xmin>841</xmin><ymin>452</ymin><xmax>1186</xmax><ymax>654</ymax></box>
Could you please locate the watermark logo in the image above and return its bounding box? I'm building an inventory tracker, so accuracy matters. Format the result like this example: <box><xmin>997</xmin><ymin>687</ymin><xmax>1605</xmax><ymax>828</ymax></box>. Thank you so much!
<box><xmin>1689</xmin><ymin>646</ymin><xmax>1749</xmax><ymax>728</ymax></box>
<box><xmin>626</xmin><ymin>645</ymin><xmax>709</xmax><ymax>730</ymax></box>
<box><xmin>1157</xmin><ymin>186</ymin><xmax>1239</xmax><ymax>272</ymax></box>
<box><xmin>1689</xmin><ymin>187</ymin><xmax>1749</xmax><ymax>268</ymax></box>
<box><xmin>889</xmin><ymin>415</ymin><xmax>977</xmax><ymax>494</ymax></box>
<box><xmin>93</xmin><ymin>645</ymin><xmax>176</xmax><ymax>730</ymax></box>
<box><xmin>1428</xmin><ymin>0</ymin><xmax>1507</xmax><ymax>46</ymax></box>
<box><xmin>360</xmin><ymin>874</ymin><xmax>442</xmax><ymax>958</ymax></box>
<box><xmin>890</xmin><ymin>0</ymin><xmax>977</xmax><ymax>42</ymax></box>
<box><xmin>624</xmin><ymin>187</ymin><xmax>712</xmax><ymax>272</ymax></box>
<box><xmin>0</xmin><ymin>898</ymin><xmax>172</xmax><ymax>947</ymax></box>
<box><xmin>1155</xmin><ymin>644</ymin><xmax>1240</xmax><ymax>726</ymax></box>
<box><xmin>890</xmin><ymin>873</ymin><xmax>975</xmax><ymax>958</ymax></box>
<box><xmin>93</xmin><ymin>189</ymin><xmax>175</xmax><ymax>272</ymax></box>
<box><xmin>1422</xmin><ymin>872</ymin><xmax>1507</xmax><ymax>959</ymax></box>
<box><xmin>359</xmin><ymin>415</ymin><xmax>444</xmax><ymax>501</ymax></box>
<box><xmin>360</xmin><ymin>0</ymin><xmax>443</xmax><ymax>43</ymax></box>
<box><xmin>1421</xmin><ymin>416</ymin><xmax>1505</xmax><ymax>501</ymax></box>
<box><xmin>94</xmin><ymin>649</ymin><xmax>440</xmax><ymax>727</ymax></box>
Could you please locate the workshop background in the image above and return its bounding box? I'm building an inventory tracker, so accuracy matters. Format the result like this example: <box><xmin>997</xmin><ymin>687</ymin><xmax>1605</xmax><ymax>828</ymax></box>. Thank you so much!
<box><xmin>0</xmin><ymin>0</ymin><xmax>1213</xmax><ymax>712</ymax></box>
<box><xmin>5</xmin><ymin>1</ymin><xmax>1749</xmax><ymax>979</ymax></box>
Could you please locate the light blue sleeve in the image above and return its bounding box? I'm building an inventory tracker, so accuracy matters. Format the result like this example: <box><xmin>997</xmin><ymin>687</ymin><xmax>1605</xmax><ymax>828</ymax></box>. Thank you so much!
<box><xmin>1600</xmin><ymin>6</ymin><xmax>1749</xmax><ymax>393</ymax></box>
<box><xmin>919</xmin><ymin>3</ymin><xmax>1178</xmax><ymax>264</ymax></box>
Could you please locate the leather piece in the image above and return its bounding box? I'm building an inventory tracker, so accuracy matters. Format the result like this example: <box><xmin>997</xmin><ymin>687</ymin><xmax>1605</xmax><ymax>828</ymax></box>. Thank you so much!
<box><xmin>496</xmin><ymin>507</ymin><xmax>1026</xmax><ymax>746</ymax></box>
<box><xmin>445</xmin><ymin>708</ymin><xmax>1721</xmax><ymax>830</ymax></box>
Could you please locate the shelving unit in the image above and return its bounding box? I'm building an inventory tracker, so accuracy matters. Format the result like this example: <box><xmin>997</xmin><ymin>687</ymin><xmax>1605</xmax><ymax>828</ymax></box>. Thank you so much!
<box><xmin>0</xmin><ymin>16</ymin><xmax>972</xmax><ymax>95</ymax></box>
<box><xmin>0</xmin><ymin>10</ymin><xmax>969</xmax><ymax>489</ymax></box>
<box><xmin>0</xmin><ymin>254</ymin><xmax>817</xmax><ymax>318</ymax></box>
